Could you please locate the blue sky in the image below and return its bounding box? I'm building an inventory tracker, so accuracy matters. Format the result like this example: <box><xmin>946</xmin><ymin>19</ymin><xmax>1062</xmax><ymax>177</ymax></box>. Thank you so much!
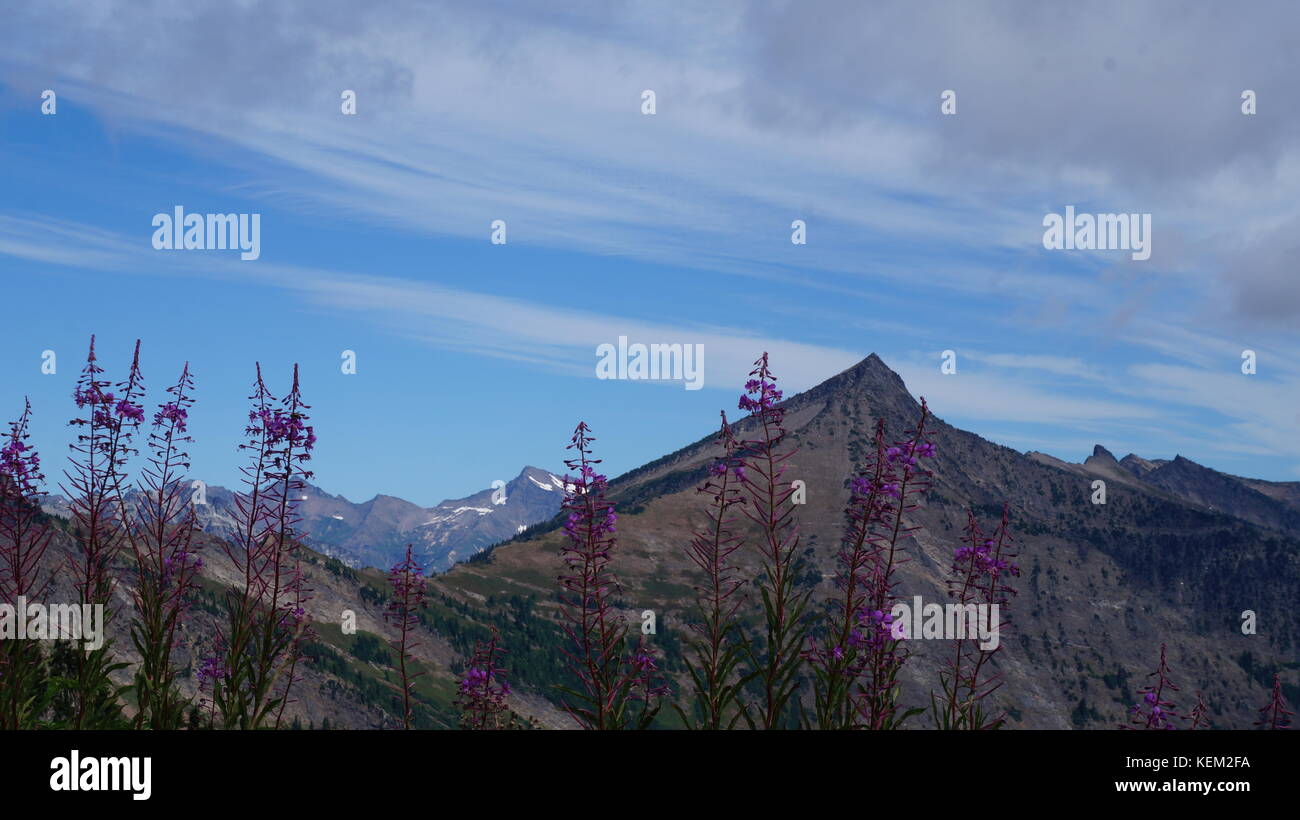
<box><xmin>2</xmin><ymin>1</ymin><xmax>1298</xmax><ymax>506</ymax></box>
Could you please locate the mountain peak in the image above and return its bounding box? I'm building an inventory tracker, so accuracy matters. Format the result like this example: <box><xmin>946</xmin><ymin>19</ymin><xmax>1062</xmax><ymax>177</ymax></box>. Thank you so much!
<box><xmin>1091</xmin><ymin>444</ymin><xmax>1117</xmax><ymax>461</ymax></box>
<box><xmin>1119</xmin><ymin>453</ymin><xmax>1160</xmax><ymax>478</ymax></box>
<box><xmin>807</xmin><ymin>353</ymin><xmax>916</xmax><ymax>411</ymax></box>
<box><xmin>840</xmin><ymin>352</ymin><xmax>893</xmax><ymax>379</ymax></box>
<box><xmin>517</xmin><ymin>465</ymin><xmax>559</xmax><ymax>479</ymax></box>
<box><xmin>1081</xmin><ymin>444</ymin><xmax>1134</xmax><ymax>483</ymax></box>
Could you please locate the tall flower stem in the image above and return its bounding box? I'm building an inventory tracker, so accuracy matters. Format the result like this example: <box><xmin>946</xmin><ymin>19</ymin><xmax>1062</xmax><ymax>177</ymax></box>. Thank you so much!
<box><xmin>216</xmin><ymin>364</ymin><xmax>316</xmax><ymax>729</ymax></box>
<box><xmin>934</xmin><ymin>505</ymin><xmax>1017</xmax><ymax>729</ymax></box>
<box><xmin>807</xmin><ymin>419</ymin><xmax>889</xmax><ymax>729</ymax></box>
<box><xmin>1122</xmin><ymin>644</ymin><xmax>1180</xmax><ymax>729</ymax></box>
<box><xmin>456</xmin><ymin>626</ymin><xmax>512</xmax><ymax>730</ymax></box>
<box><xmin>61</xmin><ymin>337</ymin><xmax>144</xmax><ymax>729</ymax></box>
<box><xmin>126</xmin><ymin>364</ymin><xmax>203</xmax><ymax>729</ymax></box>
<box><xmin>736</xmin><ymin>353</ymin><xmax>808</xmax><ymax>730</ymax></box>
<box><xmin>676</xmin><ymin>412</ymin><xmax>749</xmax><ymax>730</ymax></box>
<box><xmin>0</xmin><ymin>399</ymin><xmax>55</xmax><ymax>729</ymax></box>
<box><xmin>1255</xmin><ymin>673</ymin><xmax>1293</xmax><ymax>729</ymax></box>
<box><xmin>854</xmin><ymin>400</ymin><xmax>933</xmax><ymax>729</ymax></box>
<box><xmin>386</xmin><ymin>544</ymin><xmax>427</xmax><ymax>729</ymax></box>
<box><xmin>556</xmin><ymin>422</ymin><xmax>660</xmax><ymax>729</ymax></box>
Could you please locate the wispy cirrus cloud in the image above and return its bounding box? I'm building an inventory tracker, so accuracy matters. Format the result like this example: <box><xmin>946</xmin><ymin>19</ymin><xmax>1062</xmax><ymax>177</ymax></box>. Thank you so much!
<box><xmin>282</xmin><ymin>266</ymin><xmax>864</xmax><ymax>392</ymax></box>
<box><xmin>962</xmin><ymin>351</ymin><xmax>1106</xmax><ymax>381</ymax></box>
<box><xmin>2</xmin><ymin>0</ymin><xmax>1299</xmax><ymax>489</ymax></box>
<box><xmin>892</xmin><ymin>364</ymin><xmax>1159</xmax><ymax>426</ymax></box>
<box><xmin>1124</xmin><ymin>363</ymin><xmax>1300</xmax><ymax>461</ymax></box>
<box><xmin>0</xmin><ymin>211</ymin><xmax>861</xmax><ymax>392</ymax></box>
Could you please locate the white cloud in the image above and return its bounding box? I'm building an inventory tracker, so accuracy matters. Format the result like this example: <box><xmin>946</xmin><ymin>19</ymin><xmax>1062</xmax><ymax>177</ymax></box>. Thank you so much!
<box><xmin>0</xmin><ymin>211</ymin><xmax>863</xmax><ymax>393</ymax></box>
<box><xmin>288</xmin><ymin>268</ymin><xmax>864</xmax><ymax>392</ymax></box>
<box><xmin>964</xmin><ymin>351</ymin><xmax>1105</xmax><ymax>381</ymax></box>
<box><xmin>1125</xmin><ymin>363</ymin><xmax>1300</xmax><ymax>459</ymax></box>
<box><xmin>893</xmin><ymin>364</ymin><xmax>1160</xmax><ymax>425</ymax></box>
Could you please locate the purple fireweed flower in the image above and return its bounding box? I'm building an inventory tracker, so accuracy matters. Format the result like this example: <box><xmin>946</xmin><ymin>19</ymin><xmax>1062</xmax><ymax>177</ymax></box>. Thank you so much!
<box><xmin>0</xmin><ymin>440</ymin><xmax>40</xmax><ymax>486</ymax></box>
<box><xmin>738</xmin><ymin>375</ymin><xmax>783</xmax><ymax>414</ymax></box>
<box><xmin>847</xmin><ymin>607</ymin><xmax>902</xmax><ymax>652</ymax></box>
<box><xmin>193</xmin><ymin>643</ymin><xmax>230</xmax><ymax>729</ymax></box>
<box><xmin>64</xmin><ymin>337</ymin><xmax>144</xmax><ymax>604</ymax></box>
<box><xmin>197</xmin><ymin>654</ymin><xmax>228</xmax><ymax>685</ymax></box>
<box><xmin>631</xmin><ymin>648</ymin><xmax>658</xmax><ymax>673</ymax></box>
<box><xmin>153</xmin><ymin>402</ymin><xmax>188</xmax><ymax>432</ymax></box>
<box><xmin>216</xmin><ymin>362</ymin><xmax>315</xmax><ymax>730</ymax></box>
<box><xmin>935</xmin><ymin>505</ymin><xmax>1018</xmax><ymax>730</ymax></box>
<box><xmin>0</xmin><ymin>399</ymin><xmax>54</xmax><ymax>730</ymax></box>
<box><xmin>115</xmin><ymin>399</ymin><xmax>145</xmax><ymax>423</ymax></box>
<box><xmin>126</xmin><ymin>362</ymin><xmax>202</xmax><ymax>728</ymax></box>
<box><xmin>557</xmin><ymin>422</ymin><xmax>663</xmax><ymax>730</ymax></box>
<box><xmin>59</xmin><ymin>337</ymin><xmax>145</xmax><ymax>729</ymax></box>
<box><xmin>251</xmin><ymin>408</ymin><xmax>316</xmax><ymax>452</ymax></box>
<box><xmin>1123</xmin><ymin>644</ymin><xmax>1182</xmax><ymax>730</ymax></box>
<box><xmin>456</xmin><ymin>627</ymin><xmax>514</xmax><ymax>730</ymax></box>
<box><xmin>806</xmin><ymin>405</ymin><xmax>940</xmax><ymax>730</ymax></box>
<box><xmin>629</xmin><ymin>638</ymin><xmax>672</xmax><ymax>701</ymax></box>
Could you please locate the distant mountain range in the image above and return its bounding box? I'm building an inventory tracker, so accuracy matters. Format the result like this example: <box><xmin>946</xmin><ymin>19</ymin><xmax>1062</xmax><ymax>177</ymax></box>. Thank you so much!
<box><xmin>42</xmin><ymin>466</ymin><xmax>567</xmax><ymax>573</ymax></box>
<box><xmin>438</xmin><ymin>353</ymin><xmax>1300</xmax><ymax>728</ymax></box>
<box><xmin>1029</xmin><ymin>445</ymin><xmax>1300</xmax><ymax>540</ymax></box>
<box><xmin>30</xmin><ymin>353</ymin><xmax>1299</xmax><ymax>728</ymax></box>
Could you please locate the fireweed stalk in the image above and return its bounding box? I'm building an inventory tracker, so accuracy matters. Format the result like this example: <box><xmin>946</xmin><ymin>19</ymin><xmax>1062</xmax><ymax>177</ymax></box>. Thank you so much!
<box><xmin>456</xmin><ymin>626</ymin><xmax>513</xmax><ymax>730</ymax></box>
<box><xmin>556</xmin><ymin>422</ymin><xmax>662</xmax><ymax>729</ymax></box>
<box><xmin>0</xmin><ymin>399</ymin><xmax>55</xmax><ymax>729</ymax></box>
<box><xmin>215</xmin><ymin>364</ymin><xmax>316</xmax><ymax>729</ymax></box>
<box><xmin>1255</xmin><ymin>673</ymin><xmax>1293</xmax><ymax>729</ymax></box>
<box><xmin>736</xmin><ymin>353</ymin><xmax>809</xmax><ymax>730</ymax></box>
<box><xmin>1122</xmin><ymin>644</ymin><xmax>1180</xmax><ymax>729</ymax></box>
<box><xmin>933</xmin><ymin>505</ymin><xmax>1019</xmax><ymax>730</ymax></box>
<box><xmin>675</xmin><ymin>412</ymin><xmax>751</xmax><ymax>730</ymax></box>
<box><xmin>386</xmin><ymin>544</ymin><xmax>427</xmax><ymax>729</ymax></box>
<box><xmin>629</xmin><ymin>637</ymin><xmax>671</xmax><ymax>717</ymax></box>
<box><xmin>805</xmin><ymin>418</ymin><xmax>890</xmax><ymax>730</ymax></box>
<box><xmin>249</xmin><ymin>366</ymin><xmax>315</xmax><ymax>730</ymax></box>
<box><xmin>61</xmin><ymin>337</ymin><xmax>144</xmax><ymax>728</ymax></box>
<box><xmin>850</xmin><ymin>402</ymin><xmax>935</xmax><ymax>729</ymax></box>
<box><xmin>195</xmin><ymin>650</ymin><xmax>227</xmax><ymax>729</ymax></box>
<box><xmin>125</xmin><ymin>365</ymin><xmax>204</xmax><ymax>729</ymax></box>
<box><xmin>1188</xmin><ymin>690</ymin><xmax>1210</xmax><ymax>729</ymax></box>
<box><xmin>270</xmin><ymin>550</ymin><xmax>314</xmax><ymax>730</ymax></box>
